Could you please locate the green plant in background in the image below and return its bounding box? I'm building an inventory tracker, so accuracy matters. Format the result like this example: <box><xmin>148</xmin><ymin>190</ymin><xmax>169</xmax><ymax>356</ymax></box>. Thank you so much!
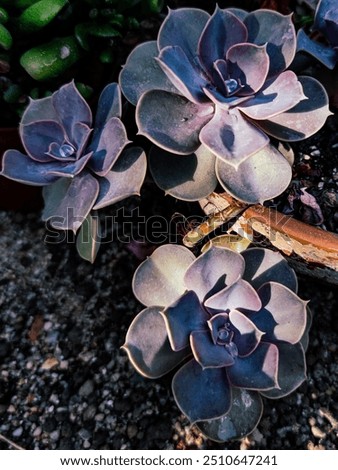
<box><xmin>0</xmin><ymin>0</ymin><xmax>163</xmax><ymax>125</ymax></box>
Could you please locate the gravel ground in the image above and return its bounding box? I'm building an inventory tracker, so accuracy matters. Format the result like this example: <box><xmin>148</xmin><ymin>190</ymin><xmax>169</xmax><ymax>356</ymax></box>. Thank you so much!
<box><xmin>0</xmin><ymin>207</ymin><xmax>337</xmax><ymax>451</ymax></box>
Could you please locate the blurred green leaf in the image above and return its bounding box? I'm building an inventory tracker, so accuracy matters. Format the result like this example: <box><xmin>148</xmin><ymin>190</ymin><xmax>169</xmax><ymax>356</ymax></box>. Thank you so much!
<box><xmin>18</xmin><ymin>0</ymin><xmax>69</xmax><ymax>33</ymax></box>
<box><xmin>0</xmin><ymin>7</ymin><xmax>9</xmax><ymax>24</ymax></box>
<box><xmin>0</xmin><ymin>23</ymin><xmax>12</xmax><ymax>50</ymax></box>
<box><xmin>20</xmin><ymin>35</ymin><xmax>81</xmax><ymax>80</ymax></box>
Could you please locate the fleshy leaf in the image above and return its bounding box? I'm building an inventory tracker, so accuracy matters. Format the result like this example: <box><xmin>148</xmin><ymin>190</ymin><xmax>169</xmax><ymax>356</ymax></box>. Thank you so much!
<box><xmin>297</xmin><ymin>28</ymin><xmax>338</xmax><ymax>69</ymax></box>
<box><xmin>76</xmin><ymin>211</ymin><xmax>101</xmax><ymax>263</ymax></box>
<box><xmin>229</xmin><ymin>310</ymin><xmax>264</xmax><ymax>357</ymax></box>
<box><xmin>172</xmin><ymin>359</ymin><xmax>231</xmax><ymax>422</ymax></box>
<box><xmin>157</xmin><ymin>46</ymin><xmax>208</xmax><ymax>103</ymax></box>
<box><xmin>52</xmin><ymin>81</ymin><xmax>92</xmax><ymax>146</ymax></box>
<box><xmin>136</xmin><ymin>90</ymin><xmax>214</xmax><ymax>154</ymax></box>
<box><xmin>148</xmin><ymin>145</ymin><xmax>218</xmax><ymax>201</ymax></box>
<box><xmin>119</xmin><ymin>41</ymin><xmax>178</xmax><ymax>106</ymax></box>
<box><xmin>314</xmin><ymin>0</ymin><xmax>338</xmax><ymax>46</ymax></box>
<box><xmin>242</xmin><ymin>248</ymin><xmax>298</xmax><ymax>292</ymax></box>
<box><xmin>132</xmin><ymin>244</ymin><xmax>196</xmax><ymax>308</ymax></box>
<box><xmin>158</xmin><ymin>8</ymin><xmax>210</xmax><ymax>65</ymax></box>
<box><xmin>89</xmin><ymin>117</ymin><xmax>130</xmax><ymax>176</ymax></box>
<box><xmin>42</xmin><ymin>171</ymin><xmax>100</xmax><ymax>233</ymax></box>
<box><xmin>190</xmin><ymin>330</ymin><xmax>235</xmax><ymax>368</ymax></box>
<box><xmin>198</xmin><ymin>7</ymin><xmax>247</xmax><ymax>74</ymax></box>
<box><xmin>161</xmin><ymin>290</ymin><xmax>209</xmax><ymax>351</ymax></box>
<box><xmin>21</xmin><ymin>121</ymin><xmax>64</xmax><ymax>162</ymax></box>
<box><xmin>184</xmin><ymin>246</ymin><xmax>245</xmax><ymax>301</ymax></box>
<box><xmin>21</xmin><ymin>95</ymin><xmax>58</xmax><ymax>126</ymax></box>
<box><xmin>199</xmin><ymin>106</ymin><xmax>269</xmax><ymax>167</ymax></box>
<box><xmin>196</xmin><ymin>388</ymin><xmax>263</xmax><ymax>442</ymax></box>
<box><xmin>257</xmin><ymin>76</ymin><xmax>331</xmax><ymax>141</ymax></box>
<box><xmin>207</xmin><ymin>313</ymin><xmax>230</xmax><ymax>345</ymax></box>
<box><xmin>93</xmin><ymin>147</ymin><xmax>147</xmax><ymax>210</ymax></box>
<box><xmin>247</xmin><ymin>282</ymin><xmax>307</xmax><ymax>344</ymax></box>
<box><xmin>238</xmin><ymin>71</ymin><xmax>306</xmax><ymax>120</ymax></box>
<box><xmin>261</xmin><ymin>342</ymin><xmax>306</xmax><ymax>398</ymax></box>
<box><xmin>300</xmin><ymin>307</ymin><xmax>312</xmax><ymax>353</ymax></box>
<box><xmin>245</xmin><ymin>10</ymin><xmax>296</xmax><ymax>76</ymax></box>
<box><xmin>205</xmin><ymin>279</ymin><xmax>262</xmax><ymax>314</ymax></box>
<box><xmin>95</xmin><ymin>83</ymin><xmax>122</xmax><ymax>126</ymax></box>
<box><xmin>226</xmin><ymin>43</ymin><xmax>269</xmax><ymax>95</ymax></box>
<box><xmin>123</xmin><ymin>307</ymin><xmax>190</xmax><ymax>379</ymax></box>
<box><xmin>1</xmin><ymin>149</ymin><xmax>60</xmax><ymax>186</ymax></box>
<box><xmin>227</xmin><ymin>342</ymin><xmax>279</xmax><ymax>390</ymax></box>
<box><xmin>216</xmin><ymin>143</ymin><xmax>292</xmax><ymax>204</ymax></box>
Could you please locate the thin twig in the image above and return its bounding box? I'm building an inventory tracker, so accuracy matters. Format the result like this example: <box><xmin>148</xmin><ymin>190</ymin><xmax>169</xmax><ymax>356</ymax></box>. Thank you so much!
<box><xmin>0</xmin><ymin>432</ymin><xmax>25</xmax><ymax>450</ymax></box>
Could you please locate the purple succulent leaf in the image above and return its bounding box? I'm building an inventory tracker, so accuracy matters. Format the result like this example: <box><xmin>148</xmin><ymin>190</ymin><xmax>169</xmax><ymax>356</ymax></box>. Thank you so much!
<box><xmin>132</xmin><ymin>244</ymin><xmax>196</xmax><ymax>308</ymax></box>
<box><xmin>216</xmin><ymin>143</ymin><xmax>292</xmax><ymax>204</ymax></box>
<box><xmin>226</xmin><ymin>43</ymin><xmax>269</xmax><ymax>96</ymax></box>
<box><xmin>238</xmin><ymin>71</ymin><xmax>306</xmax><ymax>120</ymax></box>
<box><xmin>184</xmin><ymin>246</ymin><xmax>245</xmax><ymax>302</ymax></box>
<box><xmin>172</xmin><ymin>359</ymin><xmax>232</xmax><ymax>423</ymax></box>
<box><xmin>260</xmin><ymin>342</ymin><xmax>306</xmax><ymax>399</ymax></box>
<box><xmin>247</xmin><ymin>282</ymin><xmax>308</xmax><ymax>345</ymax></box>
<box><xmin>95</xmin><ymin>82</ymin><xmax>122</xmax><ymax>125</ymax></box>
<box><xmin>20</xmin><ymin>121</ymin><xmax>65</xmax><ymax>162</ymax></box>
<box><xmin>42</xmin><ymin>171</ymin><xmax>100</xmax><ymax>233</ymax></box>
<box><xmin>122</xmin><ymin>306</ymin><xmax>191</xmax><ymax>379</ymax></box>
<box><xmin>229</xmin><ymin>310</ymin><xmax>264</xmax><ymax>357</ymax></box>
<box><xmin>212</xmin><ymin>59</ymin><xmax>230</xmax><ymax>96</ymax></box>
<box><xmin>73</xmin><ymin>122</ymin><xmax>92</xmax><ymax>159</ymax></box>
<box><xmin>43</xmin><ymin>152</ymin><xmax>93</xmax><ymax>178</ymax></box>
<box><xmin>190</xmin><ymin>330</ymin><xmax>235</xmax><ymax>369</ymax></box>
<box><xmin>314</xmin><ymin>0</ymin><xmax>338</xmax><ymax>47</ymax></box>
<box><xmin>244</xmin><ymin>10</ymin><xmax>296</xmax><ymax>77</ymax></box>
<box><xmin>157</xmin><ymin>46</ymin><xmax>208</xmax><ymax>103</ymax></box>
<box><xmin>76</xmin><ymin>211</ymin><xmax>101</xmax><ymax>263</ymax></box>
<box><xmin>158</xmin><ymin>8</ymin><xmax>210</xmax><ymax>66</ymax></box>
<box><xmin>199</xmin><ymin>107</ymin><xmax>269</xmax><ymax>168</ymax></box>
<box><xmin>46</xmin><ymin>142</ymin><xmax>76</xmax><ymax>161</ymax></box>
<box><xmin>203</xmin><ymin>86</ymin><xmax>251</xmax><ymax>108</ymax></box>
<box><xmin>21</xmin><ymin>95</ymin><xmax>58</xmax><ymax>126</ymax></box>
<box><xmin>242</xmin><ymin>248</ymin><xmax>298</xmax><ymax>293</ymax></box>
<box><xmin>257</xmin><ymin>76</ymin><xmax>332</xmax><ymax>141</ymax></box>
<box><xmin>300</xmin><ymin>307</ymin><xmax>312</xmax><ymax>353</ymax></box>
<box><xmin>148</xmin><ymin>144</ymin><xmax>218</xmax><ymax>202</ymax></box>
<box><xmin>204</xmin><ymin>279</ymin><xmax>262</xmax><ymax>314</ymax></box>
<box><xmin>297</xmin><ymin>29</ymin><xmax>337</xmax><ymax>69</ymax></box>
<box><xmin>119</xmin><ymin>41</ymin><xmax>178</xmax><ymax>106</ymax></box>
<box><xmin>196</xmin><ymin>388</ymin><xmax>263</xmax><ymax>442</ymax></box>
<box><xmin>89</xmin><ymin>117</ymin><xmax>131</xmax><ymax>176</ymax></box>
<box><xmin>161</xmin><ymin>291</ymin><xmax>209</xmax><ymax>352</ymax></box>
<box><xmin>226</xmin><ymin>8</ymin><xmax>248</xmax><ymax>22</ymax></box>
<box><xmin>52</xmin><ymin>81</ymin><xmax>92</xmax><ymax>147</ymax></box>
<box><xmin>136</xmin><ymin>90</ymin><xmax>214</xmax><ymax>154</ymax></box>
<box><xmin>93</xmin><ymin>147</ymin><xmax>146</xmax><ymax>210</ymax></box>
<box><xmin>0</xmin><ymin>149</ymin><xmax>60</xmax><ymax>186</ymax></box>
<box><xmin>198</xmin><ymin>7</ymin><xmax>248</xmax><ymax>76</ymax></box>
<box><xmin>227</xmin><ymin>342</ymin><xmax>279</xmax><ymax>391</ymax></box>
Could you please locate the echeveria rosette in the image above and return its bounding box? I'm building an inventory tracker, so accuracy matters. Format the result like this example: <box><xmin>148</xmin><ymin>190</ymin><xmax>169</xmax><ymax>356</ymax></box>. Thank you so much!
<box><xmin>123</xmin><ymin>244</ymin><xmax>310</xmax><ymax>442</ymax></box>
<box><xmin>1</xmin><ymin>81</ymin><xmax>147</xmax><ymax>234</ymax></box>
<box><xmin>119</xmin><ymin>6</ymin><xmax>331</xmax><ymax>204</ymax></box>
<box><xmin>297</xmin><ymin>0</ymin><xmax>338</xmax><ymax>69</ymax></box>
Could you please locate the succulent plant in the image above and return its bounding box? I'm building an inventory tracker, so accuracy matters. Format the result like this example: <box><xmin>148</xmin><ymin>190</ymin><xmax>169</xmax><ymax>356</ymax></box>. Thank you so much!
<box><xmin>297</xmin><ymin>0</ymin><xmax>338</xmax><ymax>69</ymax></box>
<box><xmin>119</xmin><ymin>5</ymin><xmax>331</xmax><ymax>204</ymax></box>
<box><xmin>123</xmin><ymin>244</ymin><xmax>310</xmax><ymax>441</ymax></box>
<box><xmin>0</xmin><ymin>81</ymin><xmax>146</xmax><ymax>261</ymax></box>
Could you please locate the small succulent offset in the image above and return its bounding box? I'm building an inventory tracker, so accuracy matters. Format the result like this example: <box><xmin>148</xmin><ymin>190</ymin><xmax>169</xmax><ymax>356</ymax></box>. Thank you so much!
<box><xmin>123</xmin><ymin>244</ymin><xmax>310</xmax><ymax>442</ymax></box>
<box><xmin>1</xmin><ymin>81</ymin><xmax>146</xmax><ymax>261</ymax></box>
<box><xmin>120</xmin><ymin>5</ymin><xmax>331</xmax><ymax>204</ymax></box>
<box><xmin>297</xmin><ymin>0</ymin><xmax>338</xmax><ymax>69</ymax></box>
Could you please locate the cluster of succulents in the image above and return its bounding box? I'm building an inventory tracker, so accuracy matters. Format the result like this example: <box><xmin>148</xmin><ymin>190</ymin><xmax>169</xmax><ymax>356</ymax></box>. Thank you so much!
<box><xmin>119</xmin><ymin>5</ymin><xmax>330</xmax><ymax>204</ymax></box>
<box><xmin>1</xmin><ymin>81</ymin><xmax>146</xmax><ymax>261</ymax></box>
<box><xmin>123</xmin><ymin>244</ymin><xmax>310</xmax><ymax>441</ymax></box>
<box><xmin>0</xmin><ymin>1</ymin><xmax>335</xmax><ymax>442</ymax></box>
